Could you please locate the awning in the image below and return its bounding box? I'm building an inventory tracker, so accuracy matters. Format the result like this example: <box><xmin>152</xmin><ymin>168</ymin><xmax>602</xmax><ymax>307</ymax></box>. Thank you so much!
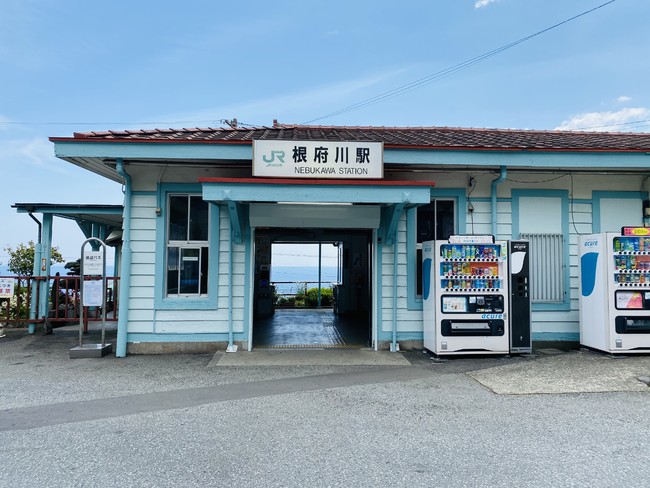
<box><xmin>12</xmin><ymin>203</ymin><xmax>124</xmax><ymax>244</ymax></box>
<box><xmin>199</xmin><ymin>178</ymin><xmax>435</xmax><ymax>245</ymax></box>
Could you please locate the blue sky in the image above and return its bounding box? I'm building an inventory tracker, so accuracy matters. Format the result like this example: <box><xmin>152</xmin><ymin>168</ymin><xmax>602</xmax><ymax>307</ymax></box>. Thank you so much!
<box><xmin>1</xmin><ymin>0</ymin><xmax>649</xmax><ymax>267</ymax></box>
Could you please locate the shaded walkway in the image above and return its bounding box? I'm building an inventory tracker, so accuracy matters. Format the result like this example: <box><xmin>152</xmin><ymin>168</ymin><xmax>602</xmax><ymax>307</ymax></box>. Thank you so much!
<box><xmin>253</xmin><ymin>309</ymin><xmax>369</xmax><ymax>348</ymax></box>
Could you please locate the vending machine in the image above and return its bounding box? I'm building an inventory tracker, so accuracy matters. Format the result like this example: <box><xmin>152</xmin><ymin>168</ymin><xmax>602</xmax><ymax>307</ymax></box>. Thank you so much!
<box><xmin>578</xmin><ymin>228</ymin><xmax>650</xmax><ymax>354</ymax></box>
<box><xmin>509</xmin><ymin>240</ymin><xmax>532</xmax><ymax>353</ymax></box>
<box><xmin>423</xmin><ymin>235</ymin><xmax>510</xmax><ymax>355</ymax></box>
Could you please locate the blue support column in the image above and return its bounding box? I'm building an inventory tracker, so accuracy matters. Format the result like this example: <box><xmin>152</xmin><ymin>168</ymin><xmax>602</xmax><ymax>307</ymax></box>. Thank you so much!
<box><xmin>77</xmin><ymin>221</ymin><xmax>93</xmax><ymax>239</ymax></box>
<box><xmin>37</xmin><ymin>214</ymin><xmax>53</xmax><ymax>328</ymax></box>
<box><xmin>384</xmin><ymin>203</ymin><xmax>405</xmax><ymax>246</ymax></box>
<box><xmin>226</xmin><ymin>201</ymin><xmax>244</xmax><ymax>244</ymax></box>
<box><xmin>29</xmin><ymin>242</ymin><xmax>42</xmax><ymax>332</ymax></box>
<box><xmin>113</xmin><ymin>245</ymin><xmax>121</xmax><ymax>277</ymax></box>
<box><xmin>115</xmin><ymin>159</ymin><xmax>132</xmax><ymax>357</ymax></box>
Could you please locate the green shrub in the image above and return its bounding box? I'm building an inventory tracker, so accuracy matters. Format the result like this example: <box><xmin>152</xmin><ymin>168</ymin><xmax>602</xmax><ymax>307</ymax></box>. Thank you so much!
<box><xmin>275</xmin><ymin>296</ymin><xmax>296</xmax><ymax>307</ymax></box>
<box><xmin>305</xmin><ymin>287</ymin><xmax>333</xmax><ymax>307</ymax></box>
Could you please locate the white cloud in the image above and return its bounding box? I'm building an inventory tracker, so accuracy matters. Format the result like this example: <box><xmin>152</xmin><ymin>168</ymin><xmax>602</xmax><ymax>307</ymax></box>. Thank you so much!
<box><xmin>475</xmin><ymin>0</ymin><xmax>500</xmax><ymax>8</ymax></box>
<box><xmin>150</xmin><ymin>67</ymin><xmax>410</xmax><ymax>127</ymax></box>
<box><xmin>555</xmin><ymin>107</ymin><xmax>650</xmax><ymax>131</ymax></box>
<box><xmin>0</xmin><ymin>114</ymin><xmax>10</xmax><ymax>131</ymax></box>
<box><xmin>0</xmin><ymin>137</ymin><xmax>66</xmax><ymax>173</ymax></box>
<box><xmin>617</xmin><ymin>96</ymin><xmax>632</xmax><ymax>103</ymax></box>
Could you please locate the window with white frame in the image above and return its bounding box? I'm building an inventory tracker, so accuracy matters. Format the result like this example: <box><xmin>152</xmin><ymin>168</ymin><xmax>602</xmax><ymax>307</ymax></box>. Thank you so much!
<box><xmin>166</xmin><ymin>195</ymin><xmax>209</xmax><ymax>296</ymax></box>
<box><xmin>416</xmin><ymin>199</ymin><xmax>455</xmax><ymax>296</ymax></box>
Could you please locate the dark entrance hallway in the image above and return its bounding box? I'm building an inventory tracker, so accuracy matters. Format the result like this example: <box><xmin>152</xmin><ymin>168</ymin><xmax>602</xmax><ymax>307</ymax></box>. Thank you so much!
<box><xmin>253</xmin><ymin>309</ymin><xmax>370</xmax><ymax>348</ymax></box>
<box><xmin>253</xmin><ymin>227</ymin><xmax>373</xmax><ymax>349</ymax></box>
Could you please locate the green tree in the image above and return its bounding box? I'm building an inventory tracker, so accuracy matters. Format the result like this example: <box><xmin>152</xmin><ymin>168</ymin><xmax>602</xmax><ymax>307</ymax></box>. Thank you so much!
<box><xmin>4</xmin><ymin>241</ymin><xmax>65</xmax><ymax>276</ymax></box>
<box><xmin>64</xmin><ymin>258</ymin><xmax>81</xmax><ymax>276</ymax></box>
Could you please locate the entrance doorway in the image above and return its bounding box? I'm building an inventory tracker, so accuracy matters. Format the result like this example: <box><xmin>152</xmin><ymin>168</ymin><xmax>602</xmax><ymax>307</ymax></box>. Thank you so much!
<box><xmin>253</xmin><ymin>228</ymin><xmax>372</xmax><ymax>348</ymax></box>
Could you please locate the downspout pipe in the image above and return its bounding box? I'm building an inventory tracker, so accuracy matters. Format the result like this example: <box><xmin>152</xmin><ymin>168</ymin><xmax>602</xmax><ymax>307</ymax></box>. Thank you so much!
<box><xmin>390</xmin><ymin>240</ymin><xmax>399</xmax><ymax>352</ymax></box>
<box><xmin>115</xmin><ymin>159</ymin><xmax>131</xmax><ymax>358</ymax></box>
<box><xmin>226</xmin><ymin>220</ymin><xmax>237</xmax><ymax>352</ymax></box>
<box><xmin>491</xmin><ymin>166</ymin><xmax>507</xmax><ymax>237</ymax></box>
<box><xmin>28</xmin><ymin>212</ymin><xmax>42</xmax><ymax>243</ymax></box>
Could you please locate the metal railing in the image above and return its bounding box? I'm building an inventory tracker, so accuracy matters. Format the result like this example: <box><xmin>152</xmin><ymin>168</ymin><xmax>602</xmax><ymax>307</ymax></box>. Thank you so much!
<box><xmin>0</xmin><ymin>275</ymin><xmax>119</xmax><ymax>331</ymax></box>
<box><xmin>272</xmin><ymin>281</ymin><xmax>336</xmax><ymax>307</ymax></box>
<box><xmin>0</xmin><ymin>276</ymin><xmax>42</xmax><ymax>325</ymax></box>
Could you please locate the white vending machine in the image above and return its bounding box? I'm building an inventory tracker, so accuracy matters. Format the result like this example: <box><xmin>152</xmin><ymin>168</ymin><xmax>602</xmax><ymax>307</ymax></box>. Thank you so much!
<box><xmin>423</xmin><ymin>235</ymin><xmax>510</xmax><ymax>355</ymax></box>
<box><xmin>578</xmin><ymin>228</ymin><xmax>650</xmax><ymax>354</ymax></box>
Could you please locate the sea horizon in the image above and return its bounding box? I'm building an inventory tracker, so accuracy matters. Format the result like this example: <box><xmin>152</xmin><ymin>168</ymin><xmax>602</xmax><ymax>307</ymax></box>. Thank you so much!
<box><xmin>1</xmin><ymin>264</ymin><xmax>338</xmax><ymax>290</ymax></box>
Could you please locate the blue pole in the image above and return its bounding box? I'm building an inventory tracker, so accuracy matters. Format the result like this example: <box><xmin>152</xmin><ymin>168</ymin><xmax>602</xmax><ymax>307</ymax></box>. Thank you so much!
<box><xmin>115</xmin><ymin>159</ymin><xmax>131</xmax><ymax>357</ymax></box>
<box><xmin>318</xmin><ymin>241</ymin><xmax>322</xmax><ymax>308</ymax></box>
<box><xmin>38</xmin><ymin>214</ymin><xmax>53</xmax><ymax>327</ymax></box>
<box><xmin>28</xmin><ymin>213</ymin><xmax>42</xmax><ymax>332</ymax></box>
<box><xmin>391</xmin><ymin>240</ymin><xmax>398</xmax><ymax>352</ymax></box>
<box><xmin>228</xmin><ymin>217</ymin><xmax>234</xmax><ymax>349</ymax></box>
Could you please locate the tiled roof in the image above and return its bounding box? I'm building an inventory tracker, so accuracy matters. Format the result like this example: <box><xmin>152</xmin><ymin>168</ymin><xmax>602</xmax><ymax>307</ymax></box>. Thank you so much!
<box><xmin>64</xmin><ymin>124</ymin><xmax>650</xmax><ymax>152</ymax></box>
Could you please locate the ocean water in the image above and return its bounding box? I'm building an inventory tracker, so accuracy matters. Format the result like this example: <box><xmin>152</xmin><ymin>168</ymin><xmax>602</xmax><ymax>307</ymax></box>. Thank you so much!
<box><xmin>271</xmin><ymin>266</ymin><xmax>339</xmax><ymax>295</ymax></box>
<box><xmin>0</xmin><ymin>264</ymin><xmax>69</xmax><ymax>277</ymax></box>
<box><xmin>0</xmin><ymin>264</ymin><xmax>337</xmax><ymax>295</ymax></box>
<box><xmin>0</xmin><ymin>263</ymin><xmax>112</xmax><ymax>277</ymax></box>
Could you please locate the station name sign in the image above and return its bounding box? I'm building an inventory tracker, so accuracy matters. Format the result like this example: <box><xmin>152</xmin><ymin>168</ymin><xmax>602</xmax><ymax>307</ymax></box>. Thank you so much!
<box><xmin>253</xmin><ymin>140</ymin><xmax>383</xmax><ymax>179</ymax></box>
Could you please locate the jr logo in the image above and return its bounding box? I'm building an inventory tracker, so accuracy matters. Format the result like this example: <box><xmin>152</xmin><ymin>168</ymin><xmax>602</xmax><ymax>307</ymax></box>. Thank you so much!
<box><xmin>262</xmin><ymin>150</ymin><xmax>285</xmax><ymax>166</ymax></box>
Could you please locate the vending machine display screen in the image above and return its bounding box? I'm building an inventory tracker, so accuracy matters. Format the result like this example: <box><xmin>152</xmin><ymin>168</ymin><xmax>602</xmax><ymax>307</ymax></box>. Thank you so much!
<box><xmin>615</xmin><ymin>291</ymin><xmax>650</xmax><ymax>310</ymax></box>
<box><xmin>440</xmin><ymin>294</ymin><xmax>504</xmax><ymax>314</ymax></box>
<box><xmin>441</xmin><ymin>296</ymin><xmax>468</xmax><ymax>313</ymax></box>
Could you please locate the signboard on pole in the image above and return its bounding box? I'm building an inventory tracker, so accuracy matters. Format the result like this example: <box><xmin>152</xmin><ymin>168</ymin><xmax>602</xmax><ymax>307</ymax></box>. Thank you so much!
<box><xmin>0</xmin><ymin>277</ymin><xmax>14</xmax><ymax>298</ymax></box>
<box><xmin>71</xmin><ymin>237</ymin><xmax>112</xmax><ymax>358</ymax></box>
<box><xmin>83</xmin><ymin>251</ymin><xmax>104</xmax><ymax>275</ymax></box>
<box><xmin>82</xmin><ymin>280</ymin><xmax>103</xmax><ymax>306</ymax></box>
<box><xmin>253</xmin><ymin>140</ymin><xmax>383</xmax><ymax>179</ymax></box>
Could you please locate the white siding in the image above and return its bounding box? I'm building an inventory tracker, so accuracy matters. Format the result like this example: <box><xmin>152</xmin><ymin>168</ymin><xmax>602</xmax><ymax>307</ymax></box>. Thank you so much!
<box><xmin>125</xmin><ymin>199</ymin><xmax>247</xmax><ymax>338</ymax></box>
<box><xmin>125</xmin><ymin>194</ymin><xmax>157</xmax><ymax>334</ymax></box>
<box><xmin>118</xmin><ymin>169</ymin><xmax>647</xmax><ymax>344</ymax></box>
<box><xmin>381</xmin><ymin>216</ymin><xmax>423</xmax><ymax>333</ymax></box>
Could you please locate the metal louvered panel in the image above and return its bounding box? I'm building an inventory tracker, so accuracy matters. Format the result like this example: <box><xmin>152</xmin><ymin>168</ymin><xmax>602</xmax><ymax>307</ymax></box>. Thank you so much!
<box><xmin>520</xmin><ymin>233</ymin><xmax>564</xmax><ymax>303</ymax></box>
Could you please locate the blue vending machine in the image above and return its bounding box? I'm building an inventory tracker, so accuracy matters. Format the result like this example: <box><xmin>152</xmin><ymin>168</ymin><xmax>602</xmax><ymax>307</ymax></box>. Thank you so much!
<box><xmin>579</xmin><ymin>228</ymin><xmax>650</xmax><ymax>353</ymax></box>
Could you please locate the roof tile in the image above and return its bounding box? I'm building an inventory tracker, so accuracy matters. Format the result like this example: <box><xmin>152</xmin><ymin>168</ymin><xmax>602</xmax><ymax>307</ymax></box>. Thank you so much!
<box><xmin>63</xmin><ymin>125</ymin><xmax>650</xmax><ymax>151</ymax></box>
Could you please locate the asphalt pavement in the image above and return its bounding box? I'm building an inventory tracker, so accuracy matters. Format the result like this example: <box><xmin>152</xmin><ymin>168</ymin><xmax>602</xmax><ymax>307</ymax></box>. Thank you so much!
<box><xmin>1</xmin><ymin>327</ymin><xmax>649</xmax><ymax>488</ymax></box>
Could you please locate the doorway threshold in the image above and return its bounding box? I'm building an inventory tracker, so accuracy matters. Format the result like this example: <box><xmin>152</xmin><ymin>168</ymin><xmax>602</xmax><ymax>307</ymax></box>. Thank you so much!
<box><xmin>254</xmin><ymin>343</ymin><xmax>367</xmax><ymax>350</ymax></box>
<box><xmin>209</xmin><ymin>348</ymin><xmax>410</xmax><ymax>367</ymax></box>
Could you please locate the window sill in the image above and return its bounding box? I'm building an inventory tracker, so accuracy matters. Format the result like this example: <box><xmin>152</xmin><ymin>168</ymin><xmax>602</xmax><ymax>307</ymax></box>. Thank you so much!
<box><xmin>154</xmin><ymin>296</ymin><xmax>218</xmax><ymax>310</ymax></box>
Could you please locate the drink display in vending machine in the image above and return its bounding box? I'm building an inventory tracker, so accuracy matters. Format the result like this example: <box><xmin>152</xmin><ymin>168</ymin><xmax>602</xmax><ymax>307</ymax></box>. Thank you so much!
<box><xmin>578</xmin><ymin>227</ymin><xmax>650</xmax><ymax>353</ymax></box>
<box><xmin>422</xmin><ymin>235</ymin><xmax>510</xmax><ymax>355</ymax></box>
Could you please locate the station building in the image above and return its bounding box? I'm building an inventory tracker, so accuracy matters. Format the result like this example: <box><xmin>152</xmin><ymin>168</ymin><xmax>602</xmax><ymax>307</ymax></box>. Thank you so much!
<box><xmin>43</xmin><ymin>124</ymin><xmax>650</xmax><ymax>357</ymax></box>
